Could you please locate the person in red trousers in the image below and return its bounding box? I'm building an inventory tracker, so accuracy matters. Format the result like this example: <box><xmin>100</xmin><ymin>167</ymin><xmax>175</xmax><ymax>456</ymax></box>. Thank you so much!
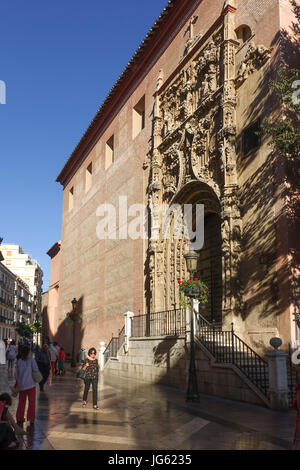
<box><xmin>15</xmin><ymin>345</ymin><xmax>39</xmax><ymax>428</ymax></box>
<box><xmin>58</xmin><ymin>347</ymin><xmax>66</xmax><ymax>376</ymax></box>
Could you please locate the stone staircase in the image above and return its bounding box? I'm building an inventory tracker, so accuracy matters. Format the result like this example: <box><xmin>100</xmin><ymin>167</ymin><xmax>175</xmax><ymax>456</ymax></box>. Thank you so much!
<box><xmin>196</xmin><ymin>315</ymin><xmax>269</xmax><ymax>400</ymax></box>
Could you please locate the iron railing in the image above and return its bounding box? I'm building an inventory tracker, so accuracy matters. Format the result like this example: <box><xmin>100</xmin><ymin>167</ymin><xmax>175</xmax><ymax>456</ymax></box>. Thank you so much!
<box><xmin>131</xmin><ymin>308</ymin><xmax>186</xmax><ymax>338</ymax></box>
<box><xmin>103</xmin><ymin>325</ymin><xmax>126</xmax><ymax>365</ymax></box>
<box><xmin>288</xmin><ymin>343</ymin><xmax>299</xmax><ymax>408</ymax></box>
<box><xmin>118</xmin><ymin>325</ymin><xmax>125</xmax><ymax>348</ymax></box>
<box><xmin>197</xmin><ymin>314</ymin><xmax>269</xmax><ymax>398</ymax></box>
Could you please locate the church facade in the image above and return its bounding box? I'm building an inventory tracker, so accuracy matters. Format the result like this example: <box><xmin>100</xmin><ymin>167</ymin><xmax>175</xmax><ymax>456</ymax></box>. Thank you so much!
<box><xmin>51</xmin><ymin>0</ymin><xmax>300</xmax><ymax>356</ymax></box>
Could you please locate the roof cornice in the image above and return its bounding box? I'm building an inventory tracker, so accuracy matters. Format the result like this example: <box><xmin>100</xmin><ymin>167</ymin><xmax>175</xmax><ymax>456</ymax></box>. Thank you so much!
<box><xmin>47</xmin><ymin>241</ymin><xmax>61</xmax><ymax>259</ymax></box>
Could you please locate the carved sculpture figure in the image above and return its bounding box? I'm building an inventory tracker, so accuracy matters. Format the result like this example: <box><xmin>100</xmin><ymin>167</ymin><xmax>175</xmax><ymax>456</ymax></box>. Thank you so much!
<box><xmin>236</xmin><ymin>41</ymin><xmax>272</xmax><ymax>87</ymax></box>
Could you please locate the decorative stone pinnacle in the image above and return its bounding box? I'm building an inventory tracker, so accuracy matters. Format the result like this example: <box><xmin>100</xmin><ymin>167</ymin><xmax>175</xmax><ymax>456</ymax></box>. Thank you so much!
<box><xmin>270</xmin><ymin>337</ymin><xmax>282</xmax><ymax>350</ymax></box>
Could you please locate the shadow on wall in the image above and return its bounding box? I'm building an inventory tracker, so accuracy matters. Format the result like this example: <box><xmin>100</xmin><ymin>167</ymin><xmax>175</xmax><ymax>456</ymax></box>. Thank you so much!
<box><xmin>44</xmin><ymin>296</ymin><xmax>85</xmax><ymax>361</ymax></box>
<box><xmin>41</xmin><ymin>304</ymin><xmax>50</xmax><ymax>346</ymax></box>
<box><xmin>234</xmin><ymin>0</ymin><xmax>300</xmax><ymax>349</ymax></box>
<box><xmin>152</xmin><ymin>337</ymin><xmax>188</xmax><ymax>389</ymax></box>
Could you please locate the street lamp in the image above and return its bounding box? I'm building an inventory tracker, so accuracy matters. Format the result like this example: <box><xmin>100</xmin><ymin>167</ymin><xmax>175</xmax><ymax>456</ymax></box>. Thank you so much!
<box><xmin>71</xmin><ymin>298</ymin><xmax>77</xmax><ymax>367</ymax></box>
<box><xmin>184</xmin><ymin>248</ymin><xmax>200</xmax><ymax>402</ymax></box>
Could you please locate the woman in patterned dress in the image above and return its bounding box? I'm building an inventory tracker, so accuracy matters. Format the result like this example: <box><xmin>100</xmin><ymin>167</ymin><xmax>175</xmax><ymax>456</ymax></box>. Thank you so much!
<box><xmin>82</xmin><ymin>347</ymin><xmax>99</xmax><ymax>410</ymax></box>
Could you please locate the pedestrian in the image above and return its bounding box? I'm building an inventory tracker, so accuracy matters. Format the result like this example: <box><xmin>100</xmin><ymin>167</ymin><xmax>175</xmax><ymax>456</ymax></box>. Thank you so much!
<box><xmin>49</xmin><ymin>344</ymin><xmax>58</xmax><ymax>385</ymax></box>
<box><xmin>292</xmin><ymin>363</ymin><xmax>300</xmax><ymax>450</ymax></box>
<box><xmin>58</xmin><ymin>347</ymin><xmax>66</xmax><ymax>376</ymax></box>
<box><xmin>82</xmin><ymin>347</ymin><xmax>100</xmax><ymax>410</ymax></box>
<box><xmin>15</xmin><ymin>345</ymin><xmax>40</xmax><ymax>428</ymax></box>
<box><xmin>35</xmin><ymin>344</ymin><xmax>51</xmax><ymax>392</ymax></box>
<box><xmin>6</xmin><ymin>340</ymin><xmax>18</xmax><ymax>376</ymax></box>
<box><xmin>0</xmin><ymin>393</ymin><xmax>19</xmax><ymax>450</ymax></box>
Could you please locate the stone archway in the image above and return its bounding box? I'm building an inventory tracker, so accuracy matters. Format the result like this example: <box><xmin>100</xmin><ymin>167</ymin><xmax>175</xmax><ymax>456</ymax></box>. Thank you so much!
<box><xmin>171</xmin><ymin>181</ymin><xmax>223</xmax><ymax>323</ymax></box>
<box><xmin>148</xmin><ymin>181</ymin><xmax>224</xmax><ymax>320</ymax></box>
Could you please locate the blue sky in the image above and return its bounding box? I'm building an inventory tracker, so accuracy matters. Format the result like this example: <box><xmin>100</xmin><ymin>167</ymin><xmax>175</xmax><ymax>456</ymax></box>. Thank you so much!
<box><xmin>0</xmin><ymin>0</ymin><xmax>168</xmax><ymax>289</ymax></box>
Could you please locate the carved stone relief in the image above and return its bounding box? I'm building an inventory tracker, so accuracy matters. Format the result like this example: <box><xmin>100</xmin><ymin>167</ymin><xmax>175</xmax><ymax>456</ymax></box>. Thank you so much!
<box><xmin>235</xmin><ymin>41</ymin><xmax>272</xmax><ymax>87</ymax></box>
<box><xmin>161</xmin><ymin>144</ymin><xmax>180</xmax><ymax>202</ymax></box>
<box><xmin>146</xmin><ymin>16</ymin><xmax>272</xmax><ymax>319</ymax></box>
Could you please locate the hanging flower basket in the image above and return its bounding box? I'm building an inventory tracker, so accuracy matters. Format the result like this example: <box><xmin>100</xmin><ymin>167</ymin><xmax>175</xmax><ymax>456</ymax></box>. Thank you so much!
<box><xmin>177</xmin><ymin>278</ymin><xmax>208</xmax><ymax>308</ymax></box>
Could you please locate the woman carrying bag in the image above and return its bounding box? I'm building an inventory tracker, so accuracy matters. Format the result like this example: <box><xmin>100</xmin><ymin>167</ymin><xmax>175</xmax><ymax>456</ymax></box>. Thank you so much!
<box><xmin>81</xmin><ymin>348</ymin><xmax>100</xmax><ymax>410</ymax></box>
<box><xmin>15</xmin><ymin>345</ymin><xmax>42</xmax><ymax>428</ymax></box>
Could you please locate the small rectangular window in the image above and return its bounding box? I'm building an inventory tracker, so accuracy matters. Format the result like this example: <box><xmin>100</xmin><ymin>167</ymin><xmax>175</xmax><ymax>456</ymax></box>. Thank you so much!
<box><xmin>242</xmin><ymin>119</ymin><xmax>261</xmax><ymax>157</ymax></box>
<box><xmin>106</xmin><ymin>135</ymin><xmax>114</xmax><ymax>169</ymax></box>
<box><xmin>133</xmin><ymin>96</ymin><xmax>145</xmax><ymax>139</ymax></box>
<box><xmin>85</xmin><ymin>162</ymin><xmax>93</xmax><ymax>192</ymax></box>
<box><xmin>68</xmin><ymin>187</ymin><xmax>74</xmax><ymax>211</ymax></box>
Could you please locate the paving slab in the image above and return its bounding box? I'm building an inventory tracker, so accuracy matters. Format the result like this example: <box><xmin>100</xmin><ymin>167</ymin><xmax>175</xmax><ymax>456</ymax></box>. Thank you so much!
<box><xmin>0</xmin><ymin>364</ymin><xmax>297</xmax><ymax>450</ymax></box>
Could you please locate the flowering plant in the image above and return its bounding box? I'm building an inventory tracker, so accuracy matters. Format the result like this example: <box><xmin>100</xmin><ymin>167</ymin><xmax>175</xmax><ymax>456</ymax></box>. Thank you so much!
<box><xmin>177</xmin><ymin>278</ymin><xmax>208</xmax><ymax>308</ymax></box>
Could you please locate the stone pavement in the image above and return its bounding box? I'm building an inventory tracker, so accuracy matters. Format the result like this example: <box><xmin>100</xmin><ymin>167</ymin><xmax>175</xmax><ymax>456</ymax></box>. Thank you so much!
<box><xmin>0</xmin><ymin>363</ymin><xmax>297</xmax><ymax>450</ymax></box>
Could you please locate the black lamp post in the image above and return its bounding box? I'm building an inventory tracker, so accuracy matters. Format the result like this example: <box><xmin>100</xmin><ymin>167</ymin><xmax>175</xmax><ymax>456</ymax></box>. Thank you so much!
<box><xmin>184</xmin><ymin>249</ymin><xmax>200</xmax><ymax>402</ymax></box>
<box><xmin>71</xmin><ymin>298</ymin><xmax>77</xmax><ymax>367</ymax></box>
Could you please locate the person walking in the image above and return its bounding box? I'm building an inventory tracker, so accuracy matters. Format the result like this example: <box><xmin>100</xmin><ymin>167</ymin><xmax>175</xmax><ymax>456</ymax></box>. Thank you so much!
<box><xmin>292</xmin><ymin>363</ymin><xmax>300</xmax><ymax>450</ymax></box>
<box><xmin>6</xmin><ymin>339</ymin><xmax>18</xmax><ymax>376</ymax></box>
<box><xmin>35</xmin><ymin>344</ymin><xmax>51</xmax><ymax>392</ymax></box>
<box><xmin>58</xmin><ymin>347</ymin><xmax>66</xmax><ymax>376</ymax></box>
<box><xmin>15</xmin><ymin>345</ymin><xmax>39</xmax><ymax>428</ymax></box>
<box><xmin>82</xmin><ymin>347</ymin><xmax>100</xmax><ymax>410</ymax></box>
<box><xmin>49</xmin><ymin>344</ymin><xmax>58</xmax><ymax>385</ymax></box>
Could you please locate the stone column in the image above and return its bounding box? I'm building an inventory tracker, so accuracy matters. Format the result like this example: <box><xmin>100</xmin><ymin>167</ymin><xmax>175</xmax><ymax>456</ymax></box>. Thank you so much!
<box><xmin>124</xmin><ymin>311</ymin><xmax>134</xmax><ymax>353</ymax></box>
<box><xmin>266</xmin><ymin>338</ymin><xmax>289</xmax><ymax>410</ymax></box>
<box><xmin>98</xmin><ymin>341</ymin><xmax>106</xmax><ymax>371</ymax></box>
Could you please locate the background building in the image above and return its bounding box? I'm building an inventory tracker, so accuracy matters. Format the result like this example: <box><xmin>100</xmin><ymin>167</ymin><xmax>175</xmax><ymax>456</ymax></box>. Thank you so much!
<box><xmin>15</xmin><ymin>277</ymin><xmax>33</xmax><ymax>323</ymax></box>
<box><xmin>0</xmin><ymin>244</ymin><xmax>43</xmax><ymax>322</ymax></box>
<box><xmin>49</xmin><ymin>0</ymin><xmax>299</xmax><ymax>359</ymax></box>
<box><xmin>0</xmin><ymin>251</ymin><xmax>16</xmax><ymax>340</ymax></box>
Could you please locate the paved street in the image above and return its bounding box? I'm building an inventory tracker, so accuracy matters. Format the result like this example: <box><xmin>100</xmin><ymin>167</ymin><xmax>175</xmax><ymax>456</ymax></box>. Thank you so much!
<box><xmin>0</xmin><ymin>364</ymin><xmax>296</xmax><ymax>450</ymax></box>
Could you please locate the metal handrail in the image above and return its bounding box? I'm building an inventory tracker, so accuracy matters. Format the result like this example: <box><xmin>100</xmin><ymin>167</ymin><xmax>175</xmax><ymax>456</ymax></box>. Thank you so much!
<box><xmin>103</xmin><ymin>336</ymin><xmax>118</xmax><ymax>364</ymax></box>
<box><xmin>103</xmin><ymin>325</ymin><xmax>126</xmax><ymax>365</ymax></box>
<box><xmin>118</xmin><ymin>326</ymin><xmax>125</xmax><ymax>349</ymax></box>
<box><xmin>287</xmin><ymin>343</ymin><xmax>299</xmax><ymax>407</ymax></box>
<box><xmin>131</xmin><ymin>308</ymin><xmax>186</xmax><ymax>338</ymax></box>
<box><xmin>197</xmin><ymin>321</ymin><xmax>269</xmax><ymax>398</ymax></box>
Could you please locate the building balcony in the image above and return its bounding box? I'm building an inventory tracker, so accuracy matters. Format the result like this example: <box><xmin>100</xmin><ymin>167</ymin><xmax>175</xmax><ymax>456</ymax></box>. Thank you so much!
<box><xmin>0</xmin><ymin>298</ymin><xmax>14</xmax><ymax>309</ymax></box>
<box><xmin>0</xmin><ymin>315</ymin><xmax>14</xmax><ymax>326</ymax></box>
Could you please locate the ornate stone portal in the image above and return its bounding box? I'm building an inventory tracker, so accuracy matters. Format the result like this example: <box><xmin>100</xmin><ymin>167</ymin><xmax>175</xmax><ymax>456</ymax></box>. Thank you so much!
<box><xmin>144</xmin><ymin>7</ymin><xmax>271</xmax><ymax>327</ymax></box>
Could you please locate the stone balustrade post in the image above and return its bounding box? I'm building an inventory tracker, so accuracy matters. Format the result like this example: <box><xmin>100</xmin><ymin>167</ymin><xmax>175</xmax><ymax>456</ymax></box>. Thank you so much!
<box><xmin>124</xmin><ymin>311</ymin><xmax>134</xmax><ymax>353</ymax></box>
<box><xmin>98</xmin><ymin>341</ymin><xmax>106</xmax><ymax>371</ymax></box>
<box><xmin>266</xmin><ymin>337</ymin><xmax>289</xmax><ymax>410</ymax></box>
